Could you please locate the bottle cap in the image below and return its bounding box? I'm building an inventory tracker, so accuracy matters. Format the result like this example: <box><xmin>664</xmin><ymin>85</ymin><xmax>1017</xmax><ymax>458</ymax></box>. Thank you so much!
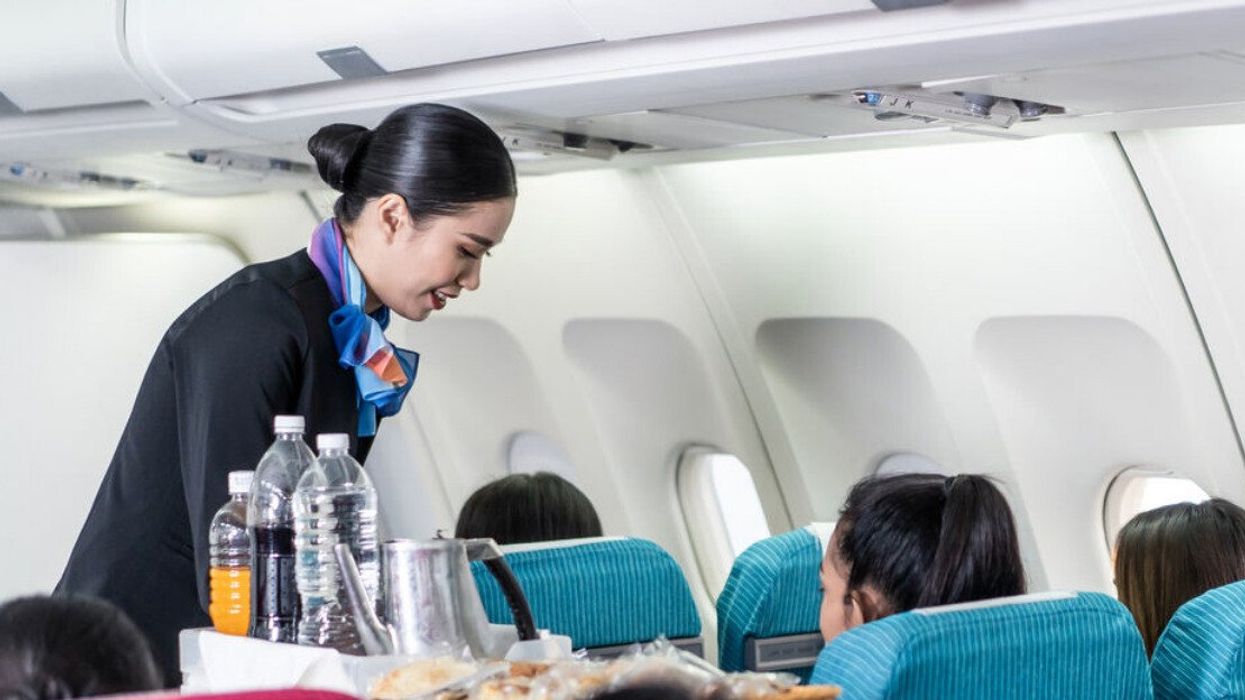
<box><xmin>317</xmin><ymin>433</ymin><xmax>350</xmax><ymax>451</ymax></box>
<box><xmin>228</xmin><ymin>470</ymin><xmax>254</xmax><ymax>495</ymax></box>
<box><xmin>273</xmin><ymin>415</ymin><xmax>305</xmax><ymax>434</ymax></box>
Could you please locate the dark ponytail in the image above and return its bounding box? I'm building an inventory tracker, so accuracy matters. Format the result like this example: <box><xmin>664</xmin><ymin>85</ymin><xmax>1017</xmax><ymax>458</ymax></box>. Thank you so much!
<box><xmin>307</xmin><ymin>103</ymin><xmax>516</xmax><ymax>224</ymax></box>
<box><xmin>835</xmin><ymin>473</ymin><xmax>1026</xmax><ymax>619</ymax></box>
<box><xmin>918</xmin><ymin>475</ymin><xmax>1026</xmax><ymax>607</ymax></box>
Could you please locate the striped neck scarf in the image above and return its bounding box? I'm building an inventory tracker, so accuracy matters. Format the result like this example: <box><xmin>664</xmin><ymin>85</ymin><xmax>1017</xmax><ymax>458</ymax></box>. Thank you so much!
<box><xmin>308</xmin><ymin>218</ymin><xmax>419</xmax><ymax>437</ymax></box>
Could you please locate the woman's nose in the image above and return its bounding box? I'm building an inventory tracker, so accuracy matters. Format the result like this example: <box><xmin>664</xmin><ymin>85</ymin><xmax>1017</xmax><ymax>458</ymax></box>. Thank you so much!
<box><xmin>458</xmin><ymin>263</ymin><xmax>481</xmax><ymax>291</ymax></box>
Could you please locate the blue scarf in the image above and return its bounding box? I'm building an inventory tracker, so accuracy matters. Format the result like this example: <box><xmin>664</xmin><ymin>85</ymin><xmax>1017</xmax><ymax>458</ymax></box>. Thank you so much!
<box><xmin>308</xmin><ymin>219</ymin><xmax>419</xmax><ymax>437</ymax></box>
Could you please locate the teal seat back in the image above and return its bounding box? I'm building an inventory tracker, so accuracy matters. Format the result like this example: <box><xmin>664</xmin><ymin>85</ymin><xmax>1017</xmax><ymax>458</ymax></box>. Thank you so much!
<box><xmin>471</xmin><ymin>537</ymin><xmax>701</xmax><ymax>650</ymax></box>
<box><xmin>717</xmin><ymin>528</ymin><xmax>825</xmax><ymax>678</ymax></box>
<box><xmin>1151</xmin><ymin>579</ymin><xmax>1245</xmax><ymax>700</ymax></box>
<box><xmin>810</xmin><ymin>591</ymin><xmax>1152</xmax><ymax>699</ymax></box>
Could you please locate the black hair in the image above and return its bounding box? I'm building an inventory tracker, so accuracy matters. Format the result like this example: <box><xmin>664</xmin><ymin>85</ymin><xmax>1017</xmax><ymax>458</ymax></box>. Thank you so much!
<box><xmin>455</xmin><ymin>472</ymin><xmax>604</xmax><ymax>545</ymax></box>
<box><xmin>834</xmin><ymin>473</ymin><xmax>1026</xmax><ymax>617</ymax></box>
<box><xmin>307</xmin><ymin>103</ymin><xmax>516</xmax><ymax>224</ymax></box>
<box><xmin>0</xmin><ymin>595</ymin><xmax>162</xmax><ymax>700</ymax></box>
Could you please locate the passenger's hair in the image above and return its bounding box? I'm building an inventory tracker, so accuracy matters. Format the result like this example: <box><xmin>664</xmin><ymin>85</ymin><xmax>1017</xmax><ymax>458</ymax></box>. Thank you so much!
<box><xmin>833</xmin><ymin>473</ymin><xmax>1026</xmax><ymax>619</ymax></box>
<box><xmin>307</xmin><ymin>103</ymin><xmax>516</xmax><ymax>224</ymax></box>
<box><xmin>1114</xmin><ymin>498</ymin><xmax>1245</xmax><ymax>656</ymax></box>
<box><xmin>454</xmin><ymin>472</ymin><xmax>603</xmax><ymax>545</ymax></box>
<box><xmin>0</xmin><ymin>595</ymin><xmax>162</xmax><ymax>699</ymax></box>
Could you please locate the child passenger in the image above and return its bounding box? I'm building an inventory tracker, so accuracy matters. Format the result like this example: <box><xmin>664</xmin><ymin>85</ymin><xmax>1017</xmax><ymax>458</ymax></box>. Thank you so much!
<box><xmin>454</xmin><ymin>471</ymin><xmax>603</xmax><ymax>545</ymax></box>
<box><xmin>0</xmin><ymin>594</ymin><xmax>162</xmax><ymax>699</ymax></box>
<box><xmin>1113</xmin><ymin>498</ymin><xmax>1245</xmax><ymax>655</ymax></box>
<box><xmin>819</xmin><ymin>473</ymin><xmax>1027</xmax><ymax>643</ymax></box>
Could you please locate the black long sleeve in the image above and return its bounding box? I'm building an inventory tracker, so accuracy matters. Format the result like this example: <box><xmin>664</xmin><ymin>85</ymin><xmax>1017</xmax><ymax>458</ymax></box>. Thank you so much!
<box><xmin>57</xmin><ymin>251</ymin><xmax>375</xmax><ymax>686</ymax></box>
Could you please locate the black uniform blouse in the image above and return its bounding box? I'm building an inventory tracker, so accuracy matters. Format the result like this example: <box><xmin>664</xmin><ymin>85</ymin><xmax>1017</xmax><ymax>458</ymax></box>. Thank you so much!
<box><xmin>57</xmin><ymin>250</ymin><xmax>376</xmax><ymax>686</ymax></box>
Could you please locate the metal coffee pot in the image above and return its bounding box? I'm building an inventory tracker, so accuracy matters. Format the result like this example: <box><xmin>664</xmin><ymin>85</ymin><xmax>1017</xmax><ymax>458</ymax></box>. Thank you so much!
<box><xmin>335</xmin><ymin>537</ymin><xmax>538</xmax><ymax>658</ymax></box>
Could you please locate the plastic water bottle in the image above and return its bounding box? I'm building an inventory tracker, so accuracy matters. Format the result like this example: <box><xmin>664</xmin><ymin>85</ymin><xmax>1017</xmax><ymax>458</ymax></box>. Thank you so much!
<box><xmin>294</xmin><ymin>433</ymin><xmax>378</xmax><ymax>653</ymax></box>
<box><xmin>247</xmin><ymin>415</ymin><xmax>315</xmax><ymax>643</ymax></box>
<box><xmin>209</xmin><ymin>470</ymin><xmax>253</xmax><ymax>636</ymax></box>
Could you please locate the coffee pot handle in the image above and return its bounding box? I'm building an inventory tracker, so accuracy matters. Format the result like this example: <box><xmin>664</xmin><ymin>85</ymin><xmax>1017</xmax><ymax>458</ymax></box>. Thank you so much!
<box><xmin>483</xmin><ymin>557</ymin><xmax>539</xmax><ymax>641</ymax></box>
<box><xmin>465</xmin><ymin>538</ymin><xmax>539</xmax><ymax>641</ymax></box>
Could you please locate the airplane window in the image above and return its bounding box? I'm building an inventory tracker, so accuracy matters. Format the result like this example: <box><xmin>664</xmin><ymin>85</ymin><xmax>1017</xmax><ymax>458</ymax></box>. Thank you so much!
<box><xmin>506</xmin><ymin>431</ymin><xmax>577</xmax><ymax>481</ymax></box>
<box><xmin>875</xmin><ymin>452</ymin><xmax>947</xmax><ymax>477</ymax></box>
<box><xmin>677</xmin><ymin>447</ymin><xmax>771</xmax><ymax>599</ymax></box>
<box><xmin>1103</xmin><ymin>467</ymin><xmax>1211</xmax><ymax>546</ymax></box>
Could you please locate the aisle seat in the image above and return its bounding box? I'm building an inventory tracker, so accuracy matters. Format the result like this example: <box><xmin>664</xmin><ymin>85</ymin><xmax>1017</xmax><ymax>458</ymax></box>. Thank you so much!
<box><xmin>471</xmin><ymin>537</ymin><xmax>703</xmax><ymax>657</ymax></box>
<box><xmin>716</xmin><ymin>524</ymin><xmax>834</xmax><ymax>679</ymax></box>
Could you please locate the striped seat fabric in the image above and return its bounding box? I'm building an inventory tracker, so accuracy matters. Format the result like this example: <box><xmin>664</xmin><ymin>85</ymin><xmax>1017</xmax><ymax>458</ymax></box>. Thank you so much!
<box><xmin>717</xmin><ymin>526</ymin><xmax>827</xmax><ymax>678</ymax></box>
<box><xmin>471</xmin><ymin>537</ymin><xmax>701</xmax><ymax>652</ymax></box>
<box><xmin>1151</xmin><ymin>579</ymin><xmax>1245</xmax><ymax>700</ymax></box>
<box><xmin>810</xmin><ymin>591</ymin><xmax>1152</xmax><ymax>700</ymax></box>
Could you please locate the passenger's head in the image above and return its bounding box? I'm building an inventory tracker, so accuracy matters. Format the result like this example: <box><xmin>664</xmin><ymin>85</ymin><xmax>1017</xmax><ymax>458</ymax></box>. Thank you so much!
<box><xmin>308</xmin><ymin>103</ymin><xmax>517</xmax><ymax>321</ymax></box>
<box><xmin>819</xmin><ymin>473</ymin><xmax>1026</xmax><ymax>643</ymax></box>
<box><xmin>454</xmin><ymin>472</ymin><xmax>603</xmax><ymax>545</ymax></box>
<box><xmin>0</xmin><ymin>595</ymin><xmax>162</xmax><ymax>699</ymax></box>
<box><xmin>1113</xmin><ymin>497</ymin><xmax>1245</xmax><ymax>656</ymax></box>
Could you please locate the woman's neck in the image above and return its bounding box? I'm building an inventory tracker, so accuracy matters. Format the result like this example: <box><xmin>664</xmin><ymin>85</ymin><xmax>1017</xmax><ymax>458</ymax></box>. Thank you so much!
<box><xmin>341</xmin><ymin>225</ymin><xmax>384</xmax><ymax>314</ymax></box>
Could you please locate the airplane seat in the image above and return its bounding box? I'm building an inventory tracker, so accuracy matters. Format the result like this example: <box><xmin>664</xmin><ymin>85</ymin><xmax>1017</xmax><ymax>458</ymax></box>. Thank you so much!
<box><xmin>809</xmin><ymin>591</ymin><xmax>1152</xmax><ymax>699</ymax></box>
<box><xmin>470</xmin><ymin>537</ymin><xmax>703</xmax><ymax>657</ymax></box>
<box><xmin>1150</xmin><ymin>579</ymin><xmax>1245</xmax><ymax>700</ymax></box>
<box><xmin>716</xmin><ymin>523</ymin><xmax>834</xmax><ymax>680</ymax></box>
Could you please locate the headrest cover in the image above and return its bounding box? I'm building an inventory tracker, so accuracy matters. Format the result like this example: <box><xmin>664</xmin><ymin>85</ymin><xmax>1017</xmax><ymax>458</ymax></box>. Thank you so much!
<box><xmin>472</xmin><ymin>538</ymin><xmax>700</xmax><ymax>649</ymax></box>
<box><xmin>811</xmin><ymin>591</ymin><xmax>1151</xmax><ymax>700</ymax></box>
<box><xmin>717</xmin><ymin>528</ymin><xmax>823</xmax><ymax>675</ymax></box>
<box><xmin>1151</xmin><ymin>579</ymin><xmax>1245</xmax><ymax>700</ymax></box>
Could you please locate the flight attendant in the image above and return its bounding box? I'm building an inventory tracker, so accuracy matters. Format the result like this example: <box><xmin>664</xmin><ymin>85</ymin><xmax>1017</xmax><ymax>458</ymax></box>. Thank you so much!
<box><xmin>57</xmin><ymin>103</ymin><xmax>517</xmax><ymax>685</ymax></box>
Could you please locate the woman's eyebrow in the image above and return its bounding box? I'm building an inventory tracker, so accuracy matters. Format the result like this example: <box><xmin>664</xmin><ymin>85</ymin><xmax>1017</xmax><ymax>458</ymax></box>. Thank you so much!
<box><xmin>462</xmin><ymin>233</ymin><xmax>495</xmax><ymax>248</ymax></box>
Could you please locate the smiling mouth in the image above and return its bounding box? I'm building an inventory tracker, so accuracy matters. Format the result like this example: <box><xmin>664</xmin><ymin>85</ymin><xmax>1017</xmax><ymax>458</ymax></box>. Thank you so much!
<box><xmin>431</xmin><ymin>289</ymin><xmax>456</xmax><ymax>311</ymax></box>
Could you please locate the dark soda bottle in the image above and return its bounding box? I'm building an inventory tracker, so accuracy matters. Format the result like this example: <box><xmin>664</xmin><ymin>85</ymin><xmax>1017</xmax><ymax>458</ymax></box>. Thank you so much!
<box><xmin>247</xmin><ymin>415</ymin><xmax>314</xmax><ymax>642</ymax></box>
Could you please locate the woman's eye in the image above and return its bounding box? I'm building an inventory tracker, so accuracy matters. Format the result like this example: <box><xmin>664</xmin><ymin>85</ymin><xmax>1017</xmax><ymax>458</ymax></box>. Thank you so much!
<box><xmin>459</xmin><ymin>247</ymin><xmax>480</xmax><ymax>260</ymax></box>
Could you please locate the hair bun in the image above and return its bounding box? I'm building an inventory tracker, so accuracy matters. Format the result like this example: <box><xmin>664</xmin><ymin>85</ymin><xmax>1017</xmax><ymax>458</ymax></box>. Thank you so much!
<box><xmin>307</xmin><ymin>123</ymin><xmax>372</xmax><ymax>192</ymax></box>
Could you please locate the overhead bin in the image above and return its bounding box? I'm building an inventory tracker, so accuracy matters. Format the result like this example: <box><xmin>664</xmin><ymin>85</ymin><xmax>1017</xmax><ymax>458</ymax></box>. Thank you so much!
<box><xmin>567</xmin><ymin>0</ymin><xmax>875</xmax><ymax>41</ymax></box>
<box><xmin>124</xmin><ymin>0</ymin><xmax>604</xmax><ymax>105</ymax></box>
<box><xmin>0</xmin><ymin>0</ymin><xmax>150</xmax><ymax>112</ymax></box>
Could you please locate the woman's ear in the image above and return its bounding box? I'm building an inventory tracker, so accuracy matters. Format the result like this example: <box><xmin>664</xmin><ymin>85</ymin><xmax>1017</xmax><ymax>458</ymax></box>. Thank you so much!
<box><xmin>851</xmin><ymin>585</ymin><xmax>890</xmax><ymax>624</ymax></box>
<box><xmin>375</xmin><ymin>194</ymin><xmax>410</xmax><ymax>244</ymax></box>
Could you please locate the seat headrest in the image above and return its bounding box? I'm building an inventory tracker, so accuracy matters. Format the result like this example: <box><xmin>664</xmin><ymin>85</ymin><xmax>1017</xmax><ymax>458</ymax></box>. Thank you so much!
<box><xmin>1151</xmin><ymin>579</ymin><xmax>1245</xmax><ymax>700</ymax></box>
<box><xmin>810</xmin><ymin>591</ymin><xmax>1152</xmax><ymax>700</ymax></box>
<box><xmin>471</xmin><ymin>537</ymin><xmax>701</xmax><ymax>650</ymax></box>
<box><xmin>717</xmin><ymin>528</ymin><xmax>823</xmax><ymax>674</ymax></box>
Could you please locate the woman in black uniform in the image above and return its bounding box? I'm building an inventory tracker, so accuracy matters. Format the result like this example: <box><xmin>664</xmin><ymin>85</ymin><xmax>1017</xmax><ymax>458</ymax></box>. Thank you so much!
<box><xmin>56</xmin><ymin>103</ymin><xmax>516</xmax><ymax>685</ymax></box>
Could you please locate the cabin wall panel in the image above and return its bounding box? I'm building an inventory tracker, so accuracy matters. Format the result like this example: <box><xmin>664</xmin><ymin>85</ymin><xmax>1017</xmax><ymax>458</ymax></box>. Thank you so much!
<box><xmin>1119</xmin><ymin>126</ymin><xmax>1245</xmax><ymax>490</ymax></box>
<box><xmin>651</xmin><ymin>132</ymin><xmax>1243</xmax><ymax>592</ymax></box>
<box><xmin>755</xmin><ymin>317</ymin><xmax>959</xmax><ymax>502</ymax></box>
<box><xmin>398</xmin><ymin>317</ymin><xmax>562</xmax><ymax>519</ymax></box>
<box><xmin>0</xmin><ymin>238</ymin><xmax>243</xmax><ymax>598</ymax></box>
<box><xmin>400</xmin><ymin>169</ymin><xmax>794</xmax><ymax>658</ymax></box>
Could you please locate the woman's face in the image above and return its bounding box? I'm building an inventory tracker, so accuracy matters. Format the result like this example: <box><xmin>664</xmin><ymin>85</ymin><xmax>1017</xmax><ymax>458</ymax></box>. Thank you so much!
<box><xmin>348</xmin><ymin>194</ymin><xmax>516</xmax><ymax>321</ymax></box>
<box><xmin>819</xmin><ymin>531</ymin><xmax>867</xmax><ymax>644</ymax></box>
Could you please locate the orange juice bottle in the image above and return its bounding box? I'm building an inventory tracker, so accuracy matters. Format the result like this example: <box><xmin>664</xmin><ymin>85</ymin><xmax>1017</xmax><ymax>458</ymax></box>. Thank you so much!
<box><xmin>208</xmin><ymin>470</ymin><xmax>253</xmax><ymax>635</ymax></box>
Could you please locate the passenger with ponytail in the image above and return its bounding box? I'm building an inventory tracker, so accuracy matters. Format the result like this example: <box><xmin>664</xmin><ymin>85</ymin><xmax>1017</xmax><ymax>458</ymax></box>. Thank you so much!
<box><xmin>819</xmin><ymin>473</ymin><xmax>1027</xmax><ymax>643</ymax></box>
<box><xmin>58</xmin><ymin>104</ymin><xmax>517</xmax><ymax>684</ymax></box>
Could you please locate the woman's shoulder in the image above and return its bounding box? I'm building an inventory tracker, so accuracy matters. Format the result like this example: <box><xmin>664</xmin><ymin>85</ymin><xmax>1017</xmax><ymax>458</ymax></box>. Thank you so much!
<box><xmin>165</xmin><ymin>250</ymin><xmax>327</xmax><ymax>347</ymax></box>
